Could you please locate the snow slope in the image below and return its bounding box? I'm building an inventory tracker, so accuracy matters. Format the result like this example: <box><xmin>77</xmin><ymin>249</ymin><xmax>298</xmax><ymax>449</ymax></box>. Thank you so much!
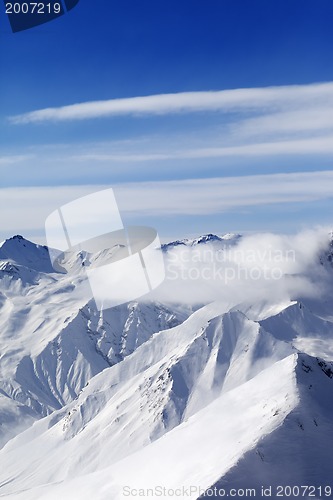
<box><xmin>0</xmin><ymin>236</ymin><xmax>54</xmax><ymax>274</ymax></box>
<box><xmin>0</xmin><ymin>234</ymin><xmax>333</xmax><ymax>499</ymax></box>
<box><xmin>0</xmin><ymin>300</ymin><xmax>332</xmax><ymax>498</ymax></box>
<box><xmin>0</xmin><ymin>236</ymin><xmax>190</xmax><ymax>448</ymax></box>
<box><xmin>2</xmin><ymin>353</ymin><xmax>332</xmax><ymax>500</ymax></box>
<box><xmin>199</xmin><ymin>354</ymin><xmax>333</xmax><ymax>498</ymax></box>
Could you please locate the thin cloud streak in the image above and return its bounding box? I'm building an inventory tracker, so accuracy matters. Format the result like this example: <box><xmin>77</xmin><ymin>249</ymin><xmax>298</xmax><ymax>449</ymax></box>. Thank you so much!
<box><xmin>9</xmin><ymin>82</ymin><xmax>333</xmax><ymax>124</ymax></box>
<box><xmin>2</xmin><ymin>135</ymin><xmax>333</xmax><ymax>181</ymax></box>
<box><xmin>234</xmin><ymin>107</ymin><xmax>333</xmax><ymax>138</ymax></box>
<box><xmin>72</xmin><ymin>135</ymin><xmax>333</xmax><ymax>163</ymax></box>
<box><xmin>1</xmin><ymin>170</ymin><xmax>333</xmax><ymax>238</ymax></box>
<box><xmin>0</xmin><ymin>155</ymin><xmax>34</xmax><ymax>165</ymax></box>
<box><xmin>115</xmin><ymin>170</ymin><xmax>333</xmax><ymax>215</ymax></box>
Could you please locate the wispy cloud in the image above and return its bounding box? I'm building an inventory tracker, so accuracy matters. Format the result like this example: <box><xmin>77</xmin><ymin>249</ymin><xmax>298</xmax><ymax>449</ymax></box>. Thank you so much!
<box><xmin>72</xmin><ymin>135</ymin><xmax>333</xmax><ymax>163</ymax></box>
<box><xmin>9</xmin><ymin>82</ymin><xmax>333</xmax><ymax>124</ymax></box>
<box><xmin>154</xmin><ymin>227</ymin><xmax>331</xmax><ymax>305</ymax></box>
<box><xmin>233</xmin><ymin>107</ymin><xmax>333</xmax><ymax>138</ymax></box>
<box><xmin>1</xmin><ymin>170</ymin><xmax>333</xmax><ymax>240</ymax></box>
<box><xmin>2</xmin><ymin>133</ymin><xmax>333</xmax><ymax>192</ymax></box>
<box><xmin>4</xmin><ymin>83</ymin><xmax>333</xmax><ymax>244</ymax></box>
<box><xmin>0</xmin><ymin>154</ymin><xmax>34</xmax><ymax>165</ymax></box>
<box><xmin>114</xmin><ymin>170</ymin><xmax>333</xmax><ymax>215</ymax></box>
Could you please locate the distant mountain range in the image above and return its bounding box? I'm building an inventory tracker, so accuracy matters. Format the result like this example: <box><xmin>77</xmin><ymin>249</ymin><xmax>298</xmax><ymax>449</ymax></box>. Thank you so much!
<box><xmin>0</xmin><ymin>234</ymin><xmax>332</xmax><ymax>499</ymax></box>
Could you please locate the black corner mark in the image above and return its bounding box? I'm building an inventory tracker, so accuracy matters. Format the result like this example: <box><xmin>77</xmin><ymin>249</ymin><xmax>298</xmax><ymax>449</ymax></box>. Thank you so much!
<box><xmin>63</xmin><ymin>0</ymin><xmax>79</xmax><ymax>11</ymax></box>
<box><xmin>3</xmin><ymin>0</ymin><xmax>81</xmax><ymax>33</ymax></box>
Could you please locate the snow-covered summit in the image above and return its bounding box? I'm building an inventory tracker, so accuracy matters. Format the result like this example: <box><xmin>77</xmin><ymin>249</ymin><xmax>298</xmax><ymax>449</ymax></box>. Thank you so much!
<box><xmin>0</xmin><ymin>235</ymin><xmax>54</xmax><ymax>274</ymax></box>
<box><xmin>162</xmin><ymin>232</ymin><xmax>241</xmax><ymax>251</ymax></box>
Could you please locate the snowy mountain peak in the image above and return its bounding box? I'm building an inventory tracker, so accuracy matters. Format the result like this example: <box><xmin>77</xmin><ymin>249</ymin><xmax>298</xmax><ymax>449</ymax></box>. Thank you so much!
<box><xmin>0</xmin><ymin>235</ymin><xmax>54</xmax><ymax>274</ymax></box>
<box><xmin>0</xmin><ymin>234</ymin><xmax>36</xmax><ymax>248</ymax></box>
<box><xmin>162</xmin><ymin>232</ymin><xmax>241</xmax><ymax>251</ymax></box>
<box><xmin>191</xmin><ymin>233</ymin><xmax>240</xmax><ymax>245</ymax></box>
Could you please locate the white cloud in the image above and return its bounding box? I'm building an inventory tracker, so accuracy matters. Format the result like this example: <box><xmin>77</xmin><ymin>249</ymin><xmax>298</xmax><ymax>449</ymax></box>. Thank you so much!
<box><xmin>152</xmin><ymin>228</ymin><xmax>331</xmax><ymax>305</ymax></box>
<box><xmin>5</xmin><ymin>82</ymin><xmax>333</xmax><ymax>189</ymax></box>
<box><xmin>1</xmin><ymin>170</ymin><xmax>333</xmax><ymax>241</ymax></box>
<box><xmin>9</xmin><ymin>82</ymin><xmax>333</xmax><ymax>124</ymax></box>
<box><xmin>114</xmin><ymin>170</ymin><xmax>333</xmax><ymax>215</ymax></box>
<box><xmin>0</xmin><ymin>155</ymin><xmax>34</xmax><ymax>165</ymax></box>
<box><xmin>233</xmin><ymin>107</ymin><xmax>333</xmax><ymax>138</ymax></box>
<box><xmin>2</xmin><ymin>134</ymin><xmax>333</xmax><ymax>191</ymax></box>
<box><xmin>72</xmin><ymin>135</ymin><xmax>333</xmax><ymax>163</ymax></box>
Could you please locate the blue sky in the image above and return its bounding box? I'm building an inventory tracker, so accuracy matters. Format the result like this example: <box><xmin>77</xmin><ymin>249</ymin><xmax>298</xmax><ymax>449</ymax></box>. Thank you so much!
<box><xmin>1</xmin><ymin>0</ymin><xmax>333</xmax><ymax>242</ymax></box>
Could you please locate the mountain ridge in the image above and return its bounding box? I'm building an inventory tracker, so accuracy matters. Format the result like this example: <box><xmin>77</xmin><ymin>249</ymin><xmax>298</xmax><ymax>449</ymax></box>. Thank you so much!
<box><xmin>0</xmin><ymin>232</ymin><xmax>333</xmax><ymax>499</ymax></box>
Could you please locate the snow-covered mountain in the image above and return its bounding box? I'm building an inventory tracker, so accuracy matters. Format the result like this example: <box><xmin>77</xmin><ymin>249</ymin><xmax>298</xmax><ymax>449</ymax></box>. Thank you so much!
<box><xmin>0</xmin><ymin>236</ymin><xmax>190</xmax><ymax>449</ymax></box>
<box><xmin>161</xmin><ymin>232</ymin><xmax>241</xmax><ymax>251</ymax></box>
<box><xmin>0</xmin><ymin>233</ymin><xmax>333</xmax><ymax>499</ymax></box>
